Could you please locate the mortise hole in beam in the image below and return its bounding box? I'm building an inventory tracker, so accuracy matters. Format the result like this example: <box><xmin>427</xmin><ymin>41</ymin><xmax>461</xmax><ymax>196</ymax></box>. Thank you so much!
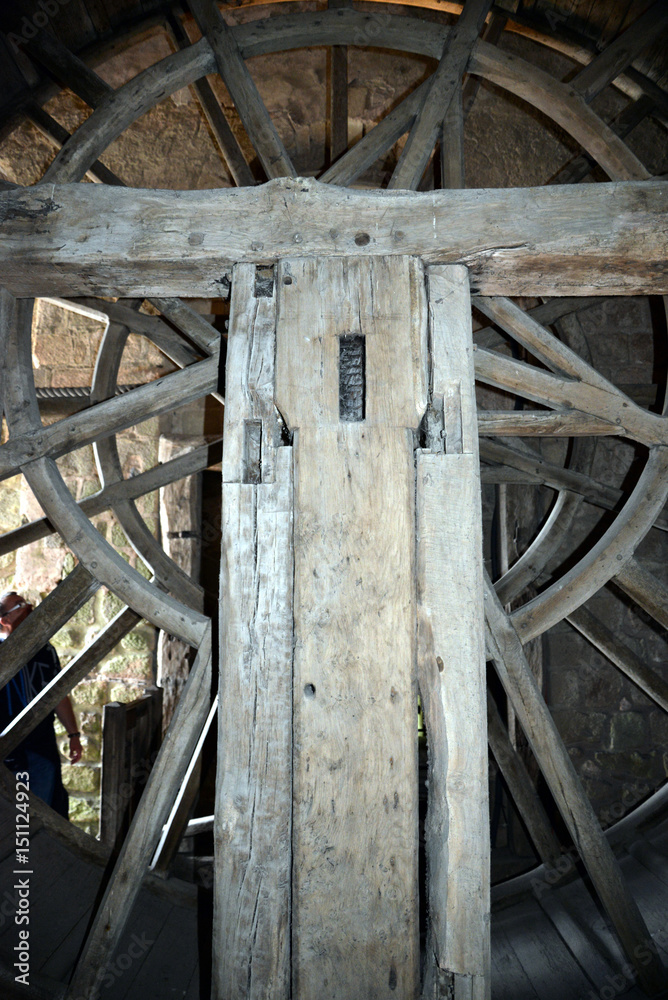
<box><xmin>254</xmin><ymin>265</ymin><xmax>275</xmax><ymax>297</ymax></box>
<box><xmin>304</xmin><ymin>683</ymin><xmax>316</xmax><ymax>699</ymax></box>
<box><xmin>242</xmin><ymin>419</ymin><xmax>262</xmax><ymax>483</ymax></box>
<box><xmin>339</xmin><ymin>334</ymin><xmax>365</xmax><ymax>422</ymax></box>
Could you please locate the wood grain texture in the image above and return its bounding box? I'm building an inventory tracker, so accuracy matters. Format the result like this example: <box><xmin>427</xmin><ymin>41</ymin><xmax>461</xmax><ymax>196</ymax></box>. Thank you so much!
<box><xmin>188</xmin><ymin>0</ymin><xmax>295</xmax><ymax>180</ymax></box>
<box><xmin>212</xmin><ymin>260</ymin><xmax>293</xmax><ymax>1000</ymax></box>
<box><xmin>511</xmin><ymin>447</ymin><xmax>668</xmax><ymax>641</ymax></box>
<box><xmin>389</xmin><ymin>0</ymin><xmax>492</xmax><ymax>190</ymax></box>
<box><xmin>418</xmin><ymin>266</ymin><xmax>489</xmax><ymax>995</ymax></box>
<box><xmin>276</xmin><ymin>257</ymin><xmax>424</xmax><ymax>1000</ymax></box>
<box><xmin>1</xmin><ymin>179</ymin><xmax>666</xmax><ymax>297</ymax></box>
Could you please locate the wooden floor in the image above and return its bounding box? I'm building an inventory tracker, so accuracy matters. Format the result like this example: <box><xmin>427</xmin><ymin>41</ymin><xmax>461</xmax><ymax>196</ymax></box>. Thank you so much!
<box><xmin>1</xmin><ymin>791</ymin><xmax>668</xmax><ymax>999</ymax></box>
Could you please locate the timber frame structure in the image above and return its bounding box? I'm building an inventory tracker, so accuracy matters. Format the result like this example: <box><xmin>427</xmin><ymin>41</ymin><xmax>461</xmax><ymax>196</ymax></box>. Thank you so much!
<box><xmin>0</xmin><ymin>1</ymin><xmax>667</xmax><ymax>998</ymax></box>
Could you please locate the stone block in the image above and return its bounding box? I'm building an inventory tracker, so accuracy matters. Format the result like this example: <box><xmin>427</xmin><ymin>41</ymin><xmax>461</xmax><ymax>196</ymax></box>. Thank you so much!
<box><xmin>550</xmin><ymin>708</ymin><xmax>606</xmax><ymax>745</ymax></box>
<box><xmin>71</xmin><ymin>679</ymin><xmax>109</xmax><ymax>707</ymax></box>
<box><xmin>63</xmin><ymin>764</ymin><xmax>100</xmax><ymax>795</ymax></box>
<box><xmin>68</xmin><ymin>796</ymin><xmax>100</xmax><ymax>830</ymax></box>
<box><xmin>101</xmin><ymin>589</ymin><xmax>125</xmax><ymax>622</ymax></box>
<box><xmin>108</xmin><ymin>683</ymin><xmax>143</xmax><ymax>704</ymax></box>
<box><xmin>121</xmin><ymin>630</ymin><xmax>152</xmax><ymax>653</ymax></box>
<box><xmin>0</xmin><ymin>486</ymin><xmax>20</xmax><ymax>532</ymax></box>
<box><xmin>606</xmin><ymin>711</ymin><xmax>647</xmax><ymax>752</ymax></box>
<box><xmin>546</xmin><ymin>667</ymin><xmax>580</xmax><ymax>708</ymax></box>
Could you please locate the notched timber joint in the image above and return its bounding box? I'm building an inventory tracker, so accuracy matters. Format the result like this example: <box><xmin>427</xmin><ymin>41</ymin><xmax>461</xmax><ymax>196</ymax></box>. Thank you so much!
<box><xmin>254</xmin><ymin>265</ymin><xmax>275</xmax><ymax>298</ymax></box>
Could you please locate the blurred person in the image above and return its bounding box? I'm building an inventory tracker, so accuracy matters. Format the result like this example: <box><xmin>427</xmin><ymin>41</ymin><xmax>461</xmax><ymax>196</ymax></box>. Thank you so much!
<box><xmin>0</xmin><ymin>591</ymin><xmax>82</xmax><ymax>818</ymax></box>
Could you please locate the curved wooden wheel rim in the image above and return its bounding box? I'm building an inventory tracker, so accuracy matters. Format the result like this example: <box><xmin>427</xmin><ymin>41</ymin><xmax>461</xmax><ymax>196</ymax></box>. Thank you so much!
<box><xmin>0</xmin><ymin>3</ymin><xmax>667</xmax><ymax>997</ymax></box>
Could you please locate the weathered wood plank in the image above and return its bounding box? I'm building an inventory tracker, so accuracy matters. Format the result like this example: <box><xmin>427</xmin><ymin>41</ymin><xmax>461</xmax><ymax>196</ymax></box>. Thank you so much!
<box><xmin>484</xmin><ymin>576</ymin><xmax>667</xmax><ymax>996</ymax></box>
<box><xmin>212</xmin><ymin>261</ymin><xmax>293</xmax><ymax>1000</ymax></box>
<box><xmin>1</xmin><ymin>179</ymin><xmax>666</xmax><ymax>297</ymax></box>
<box><xmin>417</xmin><ymin>265</ymin><xmax>489</xmax><ymax>996</ymax></box>
<box><xmin>477</xmin><ymin>411</ymin><xmax>618</xmax><ymax>437</ymax></box>
<box><xmin>188</xmin><ymin>0</ymin><xmax>295</xmax><ymax>180</ymax></box>
<box><xmin>389</xmin><ymin>0</ymin><xmax>492</xmax><ymax>190</ymax></box>
<box><xmin>276</xmin><ymin>256</ymin><xmax>424</xmax><ymax>1000</ymax></box>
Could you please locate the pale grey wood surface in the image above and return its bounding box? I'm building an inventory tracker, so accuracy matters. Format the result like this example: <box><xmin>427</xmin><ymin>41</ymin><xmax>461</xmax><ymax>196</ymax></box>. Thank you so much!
<box><xmin>615</xmin><ymin>556</ymin><xmax>668</xmax><ymax>632</ymax></box>
<box><xmin>1</xmin><ymin>180</ymin><xmax>666</xmax><ymax>297</ymax></box>
<box><xmin>417</xmin><ymin>266</ymin><xmax>489</xmax><ymax>996</ymax></box>
<box><xmin>212</xmin><ymin>263</ymin><xmax>293</xmax><ymax>1000</ymax></box>
<box><xmin>276</xmin><ymin>256</ymin><xmax>423</xmax><ymax>999</ymax></box>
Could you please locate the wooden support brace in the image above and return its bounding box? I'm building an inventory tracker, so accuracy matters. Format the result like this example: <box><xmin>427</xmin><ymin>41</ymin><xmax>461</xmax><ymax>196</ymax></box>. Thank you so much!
<box><xmin>418</xmin><ymin>265</ymin><xmax>490</xmax><ymax>999</ymax></box>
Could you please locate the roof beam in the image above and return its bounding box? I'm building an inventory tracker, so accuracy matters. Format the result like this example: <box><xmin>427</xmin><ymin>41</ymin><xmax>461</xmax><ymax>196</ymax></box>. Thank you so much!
<box><xmin>0</xmin><ymin>178</ymin><xmax>665</xmax><ymax>297</ymax></box>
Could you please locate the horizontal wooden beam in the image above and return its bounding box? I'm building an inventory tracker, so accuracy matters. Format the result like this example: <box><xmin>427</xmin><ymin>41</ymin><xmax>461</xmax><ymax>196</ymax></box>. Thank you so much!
<box><xmin>0</xmin><ymin>178</ymin><xmax>666</xmax><ymax>297</ymax></box>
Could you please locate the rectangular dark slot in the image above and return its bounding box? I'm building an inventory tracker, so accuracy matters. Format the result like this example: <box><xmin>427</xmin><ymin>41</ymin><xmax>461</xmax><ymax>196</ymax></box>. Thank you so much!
<box><xmin>254</xmin><ymin>265</ymin><xmax>275</xmax><ymax>298</ymax></box>
<box><xmin>242</xmin><ymin>419</ymin><xmax>262</xmax><ymax>484</ymax></box>
<box><xmin>339</xmin><ymin>335</ymin><xmax>365</xmax><ymax>422</ymax></box>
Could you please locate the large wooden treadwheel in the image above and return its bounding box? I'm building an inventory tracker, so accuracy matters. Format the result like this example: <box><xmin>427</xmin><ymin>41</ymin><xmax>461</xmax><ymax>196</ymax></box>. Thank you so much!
<box><xmin>0</xmin><ymin>2</ymin><xmax>667</xmax><ymax>998</ymax></box>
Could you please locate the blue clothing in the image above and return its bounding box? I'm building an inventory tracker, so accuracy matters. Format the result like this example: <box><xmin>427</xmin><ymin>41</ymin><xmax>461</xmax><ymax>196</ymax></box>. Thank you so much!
<box><xmin>0</xmin><ymin>644</ymin><xmax>69</xmax><ymax>818</ymax></box>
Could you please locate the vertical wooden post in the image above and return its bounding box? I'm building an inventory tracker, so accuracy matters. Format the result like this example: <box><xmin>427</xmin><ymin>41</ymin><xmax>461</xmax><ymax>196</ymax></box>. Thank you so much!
<box><xmin>213</xmin><ymin>263</ymin><xmax>294</xmax><ymax>1000</ymax></box>
<box><xmin>417</xmin><ymin>265</ymin><xmax>490</xmax><ymax>999</ymax></box>
<box><xmin>275</xmin><ymin>256</ymin><xmax>427</xmax><ymax>1000</ymax></box>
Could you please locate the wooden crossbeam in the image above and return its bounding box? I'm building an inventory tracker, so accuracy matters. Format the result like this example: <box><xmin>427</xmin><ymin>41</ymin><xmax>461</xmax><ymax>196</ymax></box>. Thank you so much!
<box><xmin>0</xmin><ymin>179</ymin><xmax>665</xmax><ymax>297</ymax></box>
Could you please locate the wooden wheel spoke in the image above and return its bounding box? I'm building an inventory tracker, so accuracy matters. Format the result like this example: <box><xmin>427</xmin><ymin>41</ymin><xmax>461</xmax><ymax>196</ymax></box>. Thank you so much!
<box><xmin>486</xmin><ymin>689</ymin><xmax>562</xmax><ymax>869</ymax></box>
<box><xmin>166</xmin><ymin>11</ymin><xmax>255</xmax><ymax>188</ymax></box>
<box><xmin>567</xmin><ymin>603</ymin><xmax>668</xmax><ymax>715</ymax></box>
<box><xmin>188</xmin><ymin>0</ymin><xmax>296</xmax><ymax>180</ymax></box>
<box><xmin>474</xmin><ymin>347</ymin><xmax>668</xmax><ymax>446</ymax></box>
<box><xmin>388</xmin><ymin>0</ymin><xmax>492</xmax><ymax>191</ymax></box>
<box><xmin>0</xmin><ymin>437</ymin><xmax>221</xmax><ymax>557</ymax></box>
<box><xmin>494</xmin><ymin>490</ymin><xmax>583</xmax><ymax>606</ymax></box>
<box><xmin>484</xmin><ymin>572</ymin><xmax>666</xmax><ymax>997</ymax></box>
<box><xmin>0</xmin><ymin>606</ymin><xmax>141</xmax><ymax>759</ymax></box>
<box><xmin>615</xmin><ymin>556</ymin><xmax>668</xmax><ymax>632</ymax></box>
<box><xmin>0</xmin><ymin>350</ymin><xmax>218</xmax><ymax>483</ymax></box>
<box><xmin>1</xmin><ymin>288</ymin><xmax>209</xmax><ymax>646</ymax></box>
<box><xmin>510</xmin><ymin>448</ymin><xmax>668</xmax><ymax>642</ymax></box>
